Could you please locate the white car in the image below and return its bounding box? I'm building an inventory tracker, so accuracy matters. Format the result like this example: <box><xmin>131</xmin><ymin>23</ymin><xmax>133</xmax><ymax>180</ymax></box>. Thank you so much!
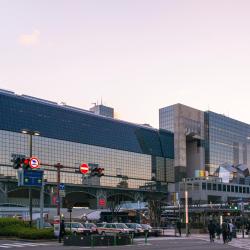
<box><xmin>64</xmin><ymin>222</ymin><xmax>91</xmax><ymax>235</ymax></box>
<box><xmin>97</xmin><ymin>223</ymin><xmax>133</xmax><ymax>235</ymax></box>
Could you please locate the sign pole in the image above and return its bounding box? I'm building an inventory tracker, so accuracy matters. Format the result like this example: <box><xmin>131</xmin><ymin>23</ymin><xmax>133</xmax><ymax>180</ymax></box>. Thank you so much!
<box><xmin>40</xmin><ymin>174</ymin><xmax>44</xmax><ymax>228</ymax></box>
<box><xmin>57</xmin><ymin>165</ymin><xmax>61</xmax><ymax>216</ymax></box>
<box><xmin>29</xmin><ymin>134</ymin><xmax>33</xmax><ymax>227</ymax></box>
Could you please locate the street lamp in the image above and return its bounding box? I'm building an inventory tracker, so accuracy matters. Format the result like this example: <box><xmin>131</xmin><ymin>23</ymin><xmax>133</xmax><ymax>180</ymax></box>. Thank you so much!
<box><xmin>21</xmin><ymin>129</ymin><xmax>40</xmax><ymax>227</ymax></box>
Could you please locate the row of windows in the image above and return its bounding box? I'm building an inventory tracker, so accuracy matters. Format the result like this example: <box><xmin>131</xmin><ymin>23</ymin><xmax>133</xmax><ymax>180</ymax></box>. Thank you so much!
<box><xmin>202</xmin><ymin>182</ymin><xmax>250</xmax><ymax>194</ymax></box>
<box><xmin>0</xmin><ymin>130</ymin><xmax>173</xmax><ymax>188</ymax></box>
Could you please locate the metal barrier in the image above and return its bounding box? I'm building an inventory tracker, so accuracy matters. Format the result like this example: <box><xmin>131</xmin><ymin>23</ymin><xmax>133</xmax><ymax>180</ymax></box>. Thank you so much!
<box><xmin>64</xmin><ymin>233</ymin><xmax>134</xmax><ymax>247</ymax></box>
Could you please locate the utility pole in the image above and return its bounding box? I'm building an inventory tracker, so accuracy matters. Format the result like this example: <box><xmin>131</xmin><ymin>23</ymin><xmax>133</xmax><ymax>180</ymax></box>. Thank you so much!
<box><xmin>54</xmin><ymin>163</ymin><xmax>64</xmax><ymax>216</ymax></box>
<box><xmin>21</xmin><ymin>129</ymin><xmax>40</xmax><ymax>227</ymax></box>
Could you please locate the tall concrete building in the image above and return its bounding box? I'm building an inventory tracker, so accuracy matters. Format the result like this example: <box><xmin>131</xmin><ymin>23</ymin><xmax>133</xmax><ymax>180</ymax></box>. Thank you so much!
<box><xmin>159</xmin><ymin>104</ymin><xmax>205</xmax><ymax>181</ymax></box>
<box><xmin>160</xmin><ymin>104</ymin><xmax>250</xmax><ymax>181</ymax></box>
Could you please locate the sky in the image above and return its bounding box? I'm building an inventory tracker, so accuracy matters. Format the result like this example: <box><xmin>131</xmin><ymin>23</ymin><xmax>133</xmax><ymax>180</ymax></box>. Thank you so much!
<box><xmin>1</xmin><ymin>0</ymin><xmax>250</xmax><ymax>128</ymax></box>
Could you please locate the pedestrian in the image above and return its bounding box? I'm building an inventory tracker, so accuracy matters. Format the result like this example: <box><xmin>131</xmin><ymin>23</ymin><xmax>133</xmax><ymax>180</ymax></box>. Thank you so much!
<box><xmin>208</xmin><ymin>220</ymin><xmax>216</xmax><ymax>242</ymax></box>
<box><xmin>228</xmin><ymin>220</ymin><xmax>234</xmax><ymax>241</ymax></box>
<box><xmin>246</xmin><ymin>221</ymin><xmax>250</xmax><ymax>235</ymax></box>
<box><xmin>59</xmin><ymin>218</ymin><xmax>66</xmax><ymax>243</ymax></box>
<box><xmin>215</xmin><ymin>222</ymin><xmax>221</xmax><ymax>239</ymax></box>
<box><xmin>221</xmin><ymin>221</ymin><xmax>229</xmax><ymax>244</ymax></box>
<box><xmin>176</xmin><ymin>220</ymin><xmax>182</xmax><ymax>237</ymax></box>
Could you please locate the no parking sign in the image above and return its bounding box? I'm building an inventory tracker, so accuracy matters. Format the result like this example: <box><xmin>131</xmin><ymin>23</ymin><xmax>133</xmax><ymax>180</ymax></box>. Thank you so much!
<box><xmin>29</xmin><ymin>157</ymin><xmax>40</xmax><ymax>169</ymax></box>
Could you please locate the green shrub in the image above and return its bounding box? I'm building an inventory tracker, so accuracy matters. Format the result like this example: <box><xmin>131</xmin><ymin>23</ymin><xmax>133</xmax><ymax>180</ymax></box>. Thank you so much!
<box><xmin>0</xmin><ymin>218</ymin><xmax>28</xmax><ymax>228</ymax></box>
<box><xmin>17</xmin><ymin>228</ymin><xmax>55</xmax><ymax>239</ymax></box>
<box><xmin>0</xmin><ymin>218</ymin><xmax>55</xmax><ymax>239</ymax></box>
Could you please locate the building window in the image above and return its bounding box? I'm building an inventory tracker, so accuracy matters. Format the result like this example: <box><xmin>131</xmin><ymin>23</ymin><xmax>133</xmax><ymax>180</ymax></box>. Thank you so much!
<box><xmin>247</xmin><ymin>187</ymin><xmax>249</xmax><ymax>194</ymax></box>
<box><xmin>218</xmin><ymin>184</ymin><xmax>222</xmax><ymax>191</ymax></box>
<box><xmin>235</xmin><ymin>186</ymin><xmax>239</xmax><ymax>193</ymax></box>
<box><xmin>202</xmin><ymin>183</ymin><xmax>206</xmax><ymax>190</ymax></box>
<box><xmin>223</xmin><ymin>185</ymin><xmax>226</xmax><ymax>192</ymax></box>
<box><xmin>213</xmin><ymin>184</ymin><xmax>217</xmax><ymax>191</ymax></box>
<box><xmin>239</xmin><ymin>186</ymin><xmax>242</xmax><ymax>193</ymax></box>
<box><xmin>243</xmin><ymin>187</ymin><xmax>246</xmax><ymax>193</ymax></box>
<box><xmin>207</xmin><ymin>183</ymin><xmax>211</xmax><ymax>190</ymax></box>
<box><xmin>227</xmin><ymin>185</ymin><xmax>230</xmax><ymax>192</ymax></box>
<box><xmin>193</xmin><ymin>183</ymin><xmax>199</xmax><ymax>191</ymax></box>
<box><xmin>231</xmin><ymin>186</ymin><xmax>235</xmax><ymax>192</ymax></box>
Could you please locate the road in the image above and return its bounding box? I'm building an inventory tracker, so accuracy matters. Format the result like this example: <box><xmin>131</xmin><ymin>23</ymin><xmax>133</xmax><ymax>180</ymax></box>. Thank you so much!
<box><xmin>0</xmin><ymin>236</ymin><xmax>249</xmax><ymax>249</ymax></box>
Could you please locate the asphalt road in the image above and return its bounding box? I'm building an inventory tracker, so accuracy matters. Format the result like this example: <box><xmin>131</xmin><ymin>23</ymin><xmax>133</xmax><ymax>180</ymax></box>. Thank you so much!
<box><xmin>0</xmin><ymin>238</ymin><xmax>243</xmax><ymax>250</ymax></box>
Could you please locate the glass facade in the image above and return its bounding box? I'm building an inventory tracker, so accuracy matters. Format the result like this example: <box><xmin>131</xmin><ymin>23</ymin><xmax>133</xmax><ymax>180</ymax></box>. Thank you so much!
<box><xmin>159</xmin><ymin>106</ymin><xmax>174</xmax><ymax>133</ymax></box>
<box><xmin>205</xmin><ymin>111</ymin><xmax>250</xmax><ymax>175</ymax></box>
<box><xmin>0</xmin><ymin>91</ymin><xmax>174</xmax><ymax>190</ymax></box>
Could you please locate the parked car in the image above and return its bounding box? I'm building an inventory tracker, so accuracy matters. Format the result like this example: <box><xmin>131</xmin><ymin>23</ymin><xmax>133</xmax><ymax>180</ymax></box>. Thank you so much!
<box><xmin>43</xmin><ymin>222</ymin><xmax>53</xmax><ymax>229</ymax></box>
<box><xmin>64</xmin><ymin>222</ymin><xmax>91</xmax><ymax>235</ymax></box>
<box><xmin>140</xmin><ymin>224</ymin><xmax>162</xmax><ymax>236</ymax></box>
<box><xmin>97</xmin><ymin>223</ymin><xmax>133</xmax><ymax>235</ymax></box>
<box><xmin>125</xmin><ymin>223</ymin><xmax>144</xmax><ymax>235</ymax></box>
<box><xmin>84</xmin><ymin>223</ymin><xmax>98</xmax><ymax>234</ymax></box>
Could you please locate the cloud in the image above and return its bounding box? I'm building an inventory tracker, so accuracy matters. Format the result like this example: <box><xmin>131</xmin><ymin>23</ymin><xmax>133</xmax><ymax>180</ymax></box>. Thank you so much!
<box><xmin>18</xmin><ymin>30</ymin><xmax>40</xmax><ymax>46</ymax></box>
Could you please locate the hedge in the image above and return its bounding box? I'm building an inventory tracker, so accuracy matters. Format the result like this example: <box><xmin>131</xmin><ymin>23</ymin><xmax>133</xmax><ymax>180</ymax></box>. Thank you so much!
<box><xmin>0</xmin><ymin>218</ymin><xmax>55</xmax><ymax>239</ymax></box>
<box><xmin>0</xmin><ymin>218</ymin><xmax>28</xmax><ymax>228</ymax></box>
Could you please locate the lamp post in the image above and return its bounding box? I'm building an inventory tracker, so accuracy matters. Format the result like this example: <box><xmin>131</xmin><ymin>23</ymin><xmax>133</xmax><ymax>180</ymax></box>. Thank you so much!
<box><xmin>21</xmin><ymin>129</ymin><xmax>40</xmax><ymax>227</ymax></box>
<box><xmin>183</xmin><ymin>178</ymin><xmax>189</xmax><ymax>237</ymax></box>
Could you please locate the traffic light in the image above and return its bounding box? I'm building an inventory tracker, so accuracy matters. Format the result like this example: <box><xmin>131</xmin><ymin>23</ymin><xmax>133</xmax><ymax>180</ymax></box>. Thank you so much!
<box><xmin>12</xmin><ymin>157</ymin><xmax>22</xmax><ymax>169</ymax></box>
<box><xmin>22</xmin><ymin>158</ymin><xmax>30</xmax><ymax>169</ymax></box>
<box><xmin>97</xmin><ymin>167</ymin><xmax>104</xmax><ymax>177</ymax></box>
<box><xmin>90</xmin><ymin>167</ymin><xmax>104</xmax><ymax>177</ymax></box>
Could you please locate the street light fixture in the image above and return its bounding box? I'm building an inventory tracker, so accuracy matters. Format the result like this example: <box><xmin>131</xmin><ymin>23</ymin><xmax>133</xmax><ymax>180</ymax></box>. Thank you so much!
<box><xmin>21</xmin><ymin>129</ymin><xmax>40</xmax><ymax>227</ymax></box>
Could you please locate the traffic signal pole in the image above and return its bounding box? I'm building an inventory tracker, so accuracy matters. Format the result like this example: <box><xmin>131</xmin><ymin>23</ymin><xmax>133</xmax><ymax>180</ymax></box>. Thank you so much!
<box><xmin>29</xmin><ymin>134</ymin><xmax>33</xmax><ymax>228</ymax></box>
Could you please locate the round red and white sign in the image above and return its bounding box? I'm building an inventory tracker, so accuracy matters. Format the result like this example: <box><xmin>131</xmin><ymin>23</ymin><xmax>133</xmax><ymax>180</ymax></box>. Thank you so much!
<box><xmin>29</xmin><ymin>157</ymin><xmax>40</xmax><ymax>169</ymax></box>
<box><xmin>80</xmin><ymin>163</ymin><xmax>89</xmax><ymax>174</ymax></box>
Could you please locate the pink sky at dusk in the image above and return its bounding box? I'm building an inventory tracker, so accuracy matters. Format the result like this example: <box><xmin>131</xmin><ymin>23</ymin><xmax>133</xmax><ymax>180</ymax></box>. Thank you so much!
<box><xmin>1</xmin><ymin>0</ymin><xmax>250</xmax><ymax>127</ymax></box>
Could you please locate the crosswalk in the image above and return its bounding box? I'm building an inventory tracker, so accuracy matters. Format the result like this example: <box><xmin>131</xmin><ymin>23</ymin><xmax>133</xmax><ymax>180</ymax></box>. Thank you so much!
<box><xmin>191</xmin><ymin>234</ymin><xmax>250</xmax><ymax>249</ymax></box>
<box><xmin>0</xmin><ymin>242</ymin><xmax>51</xmax><ymax>249</ymax></box>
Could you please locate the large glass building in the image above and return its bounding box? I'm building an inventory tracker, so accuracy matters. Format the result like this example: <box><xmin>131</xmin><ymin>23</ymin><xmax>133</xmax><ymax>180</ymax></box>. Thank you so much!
<box><xmin>0</xmin><ymin>90</ymin><xmax>174</xmax><ymax>207</ymax></box>
<box><xmin>205</xmin><ymin>111</ymin><xmax>250</xmax><ymax>175</ymax></box>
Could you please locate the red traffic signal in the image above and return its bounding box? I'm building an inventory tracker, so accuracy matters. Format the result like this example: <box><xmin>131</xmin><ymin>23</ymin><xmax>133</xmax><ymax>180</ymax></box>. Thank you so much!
<box><xmin>97</xmin><ymin>168</ymin><xmax>104</xmax><ymax>177</ymax></box>
<box><xmin>21</xmin><ymin>158</ymin><xmax>30</xmax><ymax>169</ymax></box>
<box><xmin>23</xmin><ymin>158</ymin><xmax>29</xmax><ymax>165</ymax></box>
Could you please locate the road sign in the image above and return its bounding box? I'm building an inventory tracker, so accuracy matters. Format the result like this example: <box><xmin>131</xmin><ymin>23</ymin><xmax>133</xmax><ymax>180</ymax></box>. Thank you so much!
<box><xmin>29</xmin><ymin>157</ymin><xmax>40</xmax><ymax>169</ymax></box>
<box><xmin>98</xmin><ymin>198</ymin><xmax>106</xmax><ymax>207</ymax></box>
<box><xmin>59</xmin><ymin>190</ymin><xmax>66</xmax><ymax>197</ymax></box>
<box><xmin>53</xmin><ymin>216</ymin><xmax>60</xmax><ymax>237</ymax></box>
<box><xmin>80</xmin><ymin>163</ymin><xmax>89</xmax><ymax>174</ymax></box>
<box><xmin>21</xmin><ymin>169</ymin><xmax>44</xmax><ymax>187</ymax></box>
<box><xmin>59</xmin><ymin>183</ymin><xmax>65</xmax><ymax>190</ymax></box>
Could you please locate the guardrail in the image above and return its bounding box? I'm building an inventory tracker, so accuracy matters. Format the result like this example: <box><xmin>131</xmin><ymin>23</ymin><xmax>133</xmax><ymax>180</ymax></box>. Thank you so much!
<box><xmin>64</xmin><ymin>233</ymin><xmax>134</xmax><ymax>247</ymax></box>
